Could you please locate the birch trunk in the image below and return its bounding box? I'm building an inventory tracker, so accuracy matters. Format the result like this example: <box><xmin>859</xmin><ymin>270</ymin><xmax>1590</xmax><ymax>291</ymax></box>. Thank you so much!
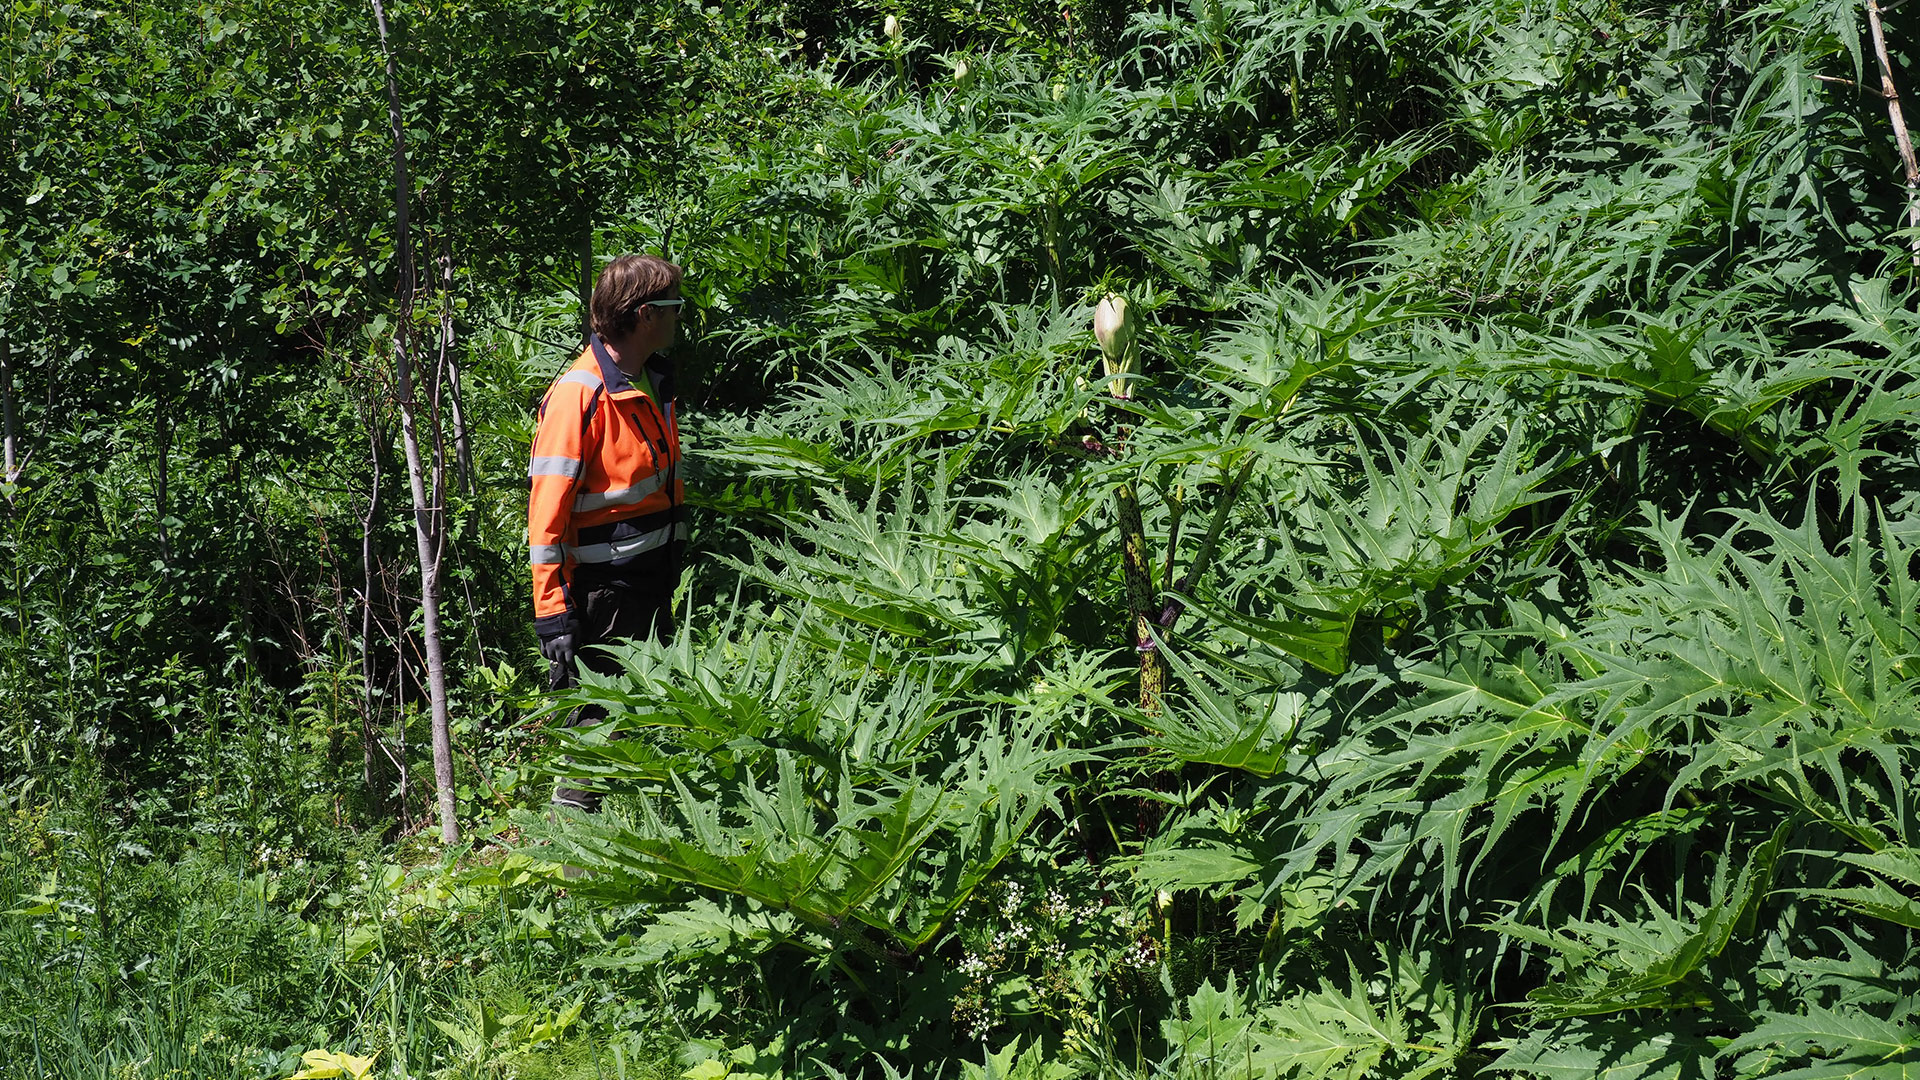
<box><xmin>397</xmin><ymin>345</ymin><xmax>455</xmax><ymax>843</ymax></box>
<box><xmin>373</xmin><ymin>0</ymin><xmax>458</xmax><ymax>844</ymax></box>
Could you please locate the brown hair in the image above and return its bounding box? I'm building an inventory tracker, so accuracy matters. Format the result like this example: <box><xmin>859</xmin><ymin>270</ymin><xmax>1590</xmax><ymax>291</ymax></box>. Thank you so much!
<box><xmin>590</xmin><ymin>254</ymin><xmax>683</xmax><ymax>341</ymax></box>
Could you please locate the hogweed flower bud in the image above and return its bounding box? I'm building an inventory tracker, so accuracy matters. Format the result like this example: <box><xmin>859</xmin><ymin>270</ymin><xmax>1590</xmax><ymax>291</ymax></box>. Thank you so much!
<box><xmin>953</xmin><ymin>57</ymin><xmax>972</xmax><ymax>89</ymax></box>
<box><xmin>884</xmin><ymin>14</ymin><xmax>902</xmax><ymax>44</ymax></box>
<box><xmin>1094</xmin><ymin>292</ymin><xmax>1138</xmax><ymax>399</ymax></box>
<box><xmin>1093</xmin><ymin>293</ymin><xmax>1127</xmax><ymax>358</ymax></box>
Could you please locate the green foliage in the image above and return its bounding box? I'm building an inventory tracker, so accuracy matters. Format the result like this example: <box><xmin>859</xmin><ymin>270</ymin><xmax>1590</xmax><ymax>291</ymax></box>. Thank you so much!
<box><xmin>1157</xmin><ymin>955</ymin><xmax>1476</xmax><ymax>1080</ymax></box>
<box><xmin>15</xmin><ymin>0</ymin><xmax>1920</xmax><ymax>1072</ymax></box>
<box><xmin>529</xmin><ymin>617</ymin><xmax>1074</xmax><ymax>948</ymax></box>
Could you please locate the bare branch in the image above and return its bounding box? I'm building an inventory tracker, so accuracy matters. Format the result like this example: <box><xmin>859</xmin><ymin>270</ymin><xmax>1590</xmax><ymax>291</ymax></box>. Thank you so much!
<box><xmin>1868</xmin><ymin>0</ymin><xmax>1920</xmax><ymax>264</ymax></box>
<box><xmin>1</xmin><ymin>332</ymin><xmax>15</xmax><ymax>496</ymax></box>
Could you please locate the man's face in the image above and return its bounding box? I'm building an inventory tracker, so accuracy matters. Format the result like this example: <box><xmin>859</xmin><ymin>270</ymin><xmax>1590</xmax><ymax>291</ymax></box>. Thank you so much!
<box><xmin>639</xmin><ymin>285</ymin><xmax>683</xmax><ymax>350</ymax></box>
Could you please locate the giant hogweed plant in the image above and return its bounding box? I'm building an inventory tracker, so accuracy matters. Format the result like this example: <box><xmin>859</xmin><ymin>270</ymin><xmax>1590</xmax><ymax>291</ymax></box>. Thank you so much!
<box><xmin>1490</xmin><ymin>505</ymin><xmax>1920</xmax><ymax>1073</ymax></box>
<box><xmin>530</xmin><ymin>0</ymin><xmax>1920</xmax><ymax>1072</ymax></box>
<box><xmin>555</xmin><ymin>302</ymin><xmax>1920</xmax><ymax>1071</ymax></box>
<box><xmin>524</xmin><ymin>611</ymin><xmax>1075</xmax><ymax>956</ymax></box>
<box><xmin>551</xmin><ymin>272</ymin><xmax>1920</xmax><ymax>1067</ymax></box>
<box><xmin>1128</xmin><ymin>500</ymin><xmax>1920</xmax><ymax>1075</ymax></box>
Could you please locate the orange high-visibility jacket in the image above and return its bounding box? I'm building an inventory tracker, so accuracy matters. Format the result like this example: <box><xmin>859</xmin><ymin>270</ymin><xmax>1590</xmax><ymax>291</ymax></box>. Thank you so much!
<box><xmin>528</xmin><ymin>336</ymin><xmax>686</xmax><ymax>636</ymax></box>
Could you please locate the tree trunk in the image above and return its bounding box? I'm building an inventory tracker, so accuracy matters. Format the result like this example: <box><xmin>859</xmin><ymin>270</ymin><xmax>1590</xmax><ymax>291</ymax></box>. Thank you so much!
<box><xmin>1869</xmin><ymin>0</ymin><xmax>1920</xmax><ymax>263</ymax></box>
<box><xmin>397</xmin><ymin>348</ymin><xmax>455</xmax><ymax>843</ymax></box>
<box><xmin>373</xmin><ymin>0</ymin><xmax>458</xmax><ymax>844</ymax></box>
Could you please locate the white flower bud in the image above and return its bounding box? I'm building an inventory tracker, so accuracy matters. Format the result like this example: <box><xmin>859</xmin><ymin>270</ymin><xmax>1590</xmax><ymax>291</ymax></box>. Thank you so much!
<box><xmin>953</xmin><ymin>57</ymin><xmax>972</xmax><ymax>89</ymax></box>
<box><xmin>884</xmin><ymin>14</ymin><xmax>902</xmax><ymax>43</ymax></box>
<box><xmin>1093</xmin><ymin>293</ymin><xmax>1127</xmax><ymax>358</ymax></box>
<box><xmin>1094</xmin><ymin>292</ymin><xmax>1138</xmax><ymax>399</ymax></box>
<box><xmin>1051</xmin><ymin>82</ymin><xmax>1067</xmax><ymax>102</ymax></box>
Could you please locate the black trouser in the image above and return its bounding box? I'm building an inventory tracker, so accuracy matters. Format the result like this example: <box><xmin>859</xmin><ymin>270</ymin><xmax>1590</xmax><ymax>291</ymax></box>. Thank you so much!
<box><xmin>550</xmin><ymin>554</ymin><xmax>678</xmax><ymax>811</ymax></box>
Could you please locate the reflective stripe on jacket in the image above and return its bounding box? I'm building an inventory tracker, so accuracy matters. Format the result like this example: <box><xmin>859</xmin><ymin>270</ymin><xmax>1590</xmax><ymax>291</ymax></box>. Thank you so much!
<box><xmin>527</xmin><ymin>335</ymin><xmax>685</xmax><ymax>633</ymax></box>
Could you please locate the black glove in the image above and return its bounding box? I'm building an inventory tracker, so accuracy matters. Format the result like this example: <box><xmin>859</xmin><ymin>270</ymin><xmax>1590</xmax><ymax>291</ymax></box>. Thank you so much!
<box><xmin>540</xmin><ymin>630</ymin><xmax>577</xmax><ymax>670</ymax></box>
<box><xmin>541</xmin><ymin>631</ymin><xmax>577</xmax><ymax>691</ymax></box>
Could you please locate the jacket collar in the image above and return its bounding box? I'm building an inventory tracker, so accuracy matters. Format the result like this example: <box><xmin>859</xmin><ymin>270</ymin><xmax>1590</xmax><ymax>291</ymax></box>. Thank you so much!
<box><xmin>588</xmin><ymin>333</ymin><xmax>641</xmax><ymax>396</ymax></box>
<box><xmin>588</xmin><ymin>334</ymin><xmax>677</xmax><ymax>402</ymax></box>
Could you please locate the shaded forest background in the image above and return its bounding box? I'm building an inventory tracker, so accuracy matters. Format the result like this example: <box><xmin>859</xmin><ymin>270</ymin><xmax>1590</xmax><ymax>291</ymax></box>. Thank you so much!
<box><xmin>9</xmin><ymin>0</ymin><xmax>1920</xmax><ymax>1075</ymax></box>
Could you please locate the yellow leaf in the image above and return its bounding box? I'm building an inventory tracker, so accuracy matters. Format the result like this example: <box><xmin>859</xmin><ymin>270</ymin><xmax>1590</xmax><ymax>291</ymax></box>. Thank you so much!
<box><xmin>289</xmin><ymin>1049</ymin><xmax>378</xmax><ymax>1080</ymax></box>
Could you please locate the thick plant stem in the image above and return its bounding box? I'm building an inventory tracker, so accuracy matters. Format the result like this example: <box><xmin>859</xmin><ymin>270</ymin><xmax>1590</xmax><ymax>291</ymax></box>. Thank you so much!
<box><xmin>373</xmin><ymin>0</ymin><xmax>458</xmax><ymax>844</ymax></box>
<box><xmin>1869</xmin><ymin>0</ymin><xmax>1920</xmax><ymax>264</ymax></box>
<box><xmin>1116</xmin><ymin>483</ymin><xmax>1164</xmax><ymax>714</ymax></box>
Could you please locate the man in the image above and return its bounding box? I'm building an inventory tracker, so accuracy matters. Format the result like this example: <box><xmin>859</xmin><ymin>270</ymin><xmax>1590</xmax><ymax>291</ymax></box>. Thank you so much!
<box><xmin>528</xmin><ymin>254</ymin><xmax>688</xmax><ymax>812</ymax></box>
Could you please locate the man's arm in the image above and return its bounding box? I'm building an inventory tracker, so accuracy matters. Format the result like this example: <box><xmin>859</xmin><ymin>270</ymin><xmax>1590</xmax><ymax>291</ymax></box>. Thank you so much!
<box><xmin>528</xmin><ymin>368</ymin><xmax>602</xmax><ymax>639</ymax></box>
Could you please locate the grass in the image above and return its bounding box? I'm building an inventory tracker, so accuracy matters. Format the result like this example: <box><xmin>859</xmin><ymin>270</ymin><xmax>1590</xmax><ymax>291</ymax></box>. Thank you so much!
<box><xmin>0</xmin><ymin>803</ymin><xmax>678</xmax><ymax>1080</ymax></box>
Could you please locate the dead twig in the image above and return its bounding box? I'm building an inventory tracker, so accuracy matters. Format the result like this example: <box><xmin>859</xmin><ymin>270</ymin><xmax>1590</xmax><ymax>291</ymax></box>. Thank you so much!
<box><xmin>1867</xmin><ymin>0</ymin><xmax>1920</xmax><ymax>264</ymax></box>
